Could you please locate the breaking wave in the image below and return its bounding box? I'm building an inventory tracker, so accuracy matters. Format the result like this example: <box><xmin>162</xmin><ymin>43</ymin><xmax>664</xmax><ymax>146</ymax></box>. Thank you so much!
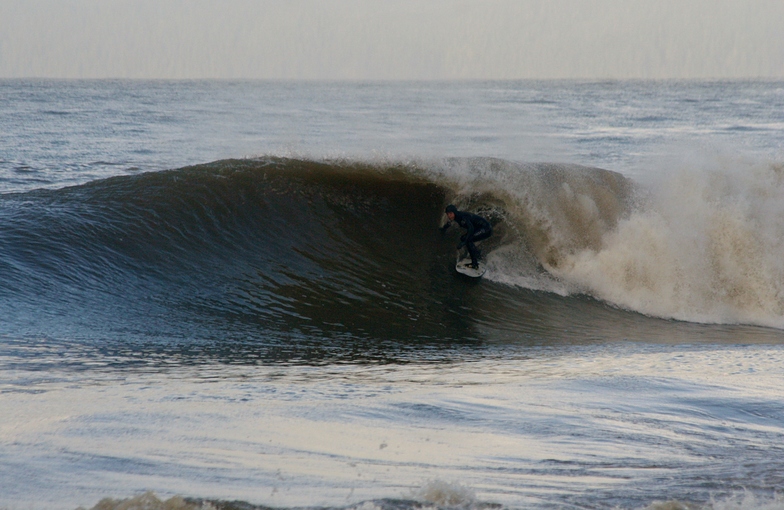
<box><xmin>1</xmin><ymin>155</ymin><xmax>783</xmax><ymax>348</ymax></box>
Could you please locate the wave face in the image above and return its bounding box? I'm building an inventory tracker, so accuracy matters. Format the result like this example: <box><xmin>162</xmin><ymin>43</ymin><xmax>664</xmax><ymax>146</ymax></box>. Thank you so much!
<box><xmin>1</xmin><ymin>156</ymin><xmax>783</xmax><ymax>355</ymax></box>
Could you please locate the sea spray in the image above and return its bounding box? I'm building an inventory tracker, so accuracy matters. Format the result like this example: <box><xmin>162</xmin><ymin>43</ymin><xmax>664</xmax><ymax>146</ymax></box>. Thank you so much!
<box><xmin>551</xmin><ymin>159</ymin><xmax>784</xmax><ymax>327</ymax></box>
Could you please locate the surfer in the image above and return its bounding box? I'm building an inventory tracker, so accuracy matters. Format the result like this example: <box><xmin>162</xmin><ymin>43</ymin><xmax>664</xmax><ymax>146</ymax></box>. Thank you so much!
<box><xmin>440</xmin><ymin>204</ymin><xmax>492</xmax><ymax>269</ymax></box>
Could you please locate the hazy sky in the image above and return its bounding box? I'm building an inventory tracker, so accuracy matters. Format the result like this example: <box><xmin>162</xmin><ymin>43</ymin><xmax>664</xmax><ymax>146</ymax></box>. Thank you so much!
<box><xmin>2</xmin><ymin>0</ymin><xmax>783</xmax><ymax>80</ymax></box>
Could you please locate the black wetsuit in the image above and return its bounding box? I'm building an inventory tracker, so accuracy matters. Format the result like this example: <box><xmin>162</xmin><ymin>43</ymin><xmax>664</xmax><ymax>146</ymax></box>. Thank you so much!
<box><xmin>442</xmin><ymin>210</ymin><xmax>492</xmax><ymax>266</ymax></box>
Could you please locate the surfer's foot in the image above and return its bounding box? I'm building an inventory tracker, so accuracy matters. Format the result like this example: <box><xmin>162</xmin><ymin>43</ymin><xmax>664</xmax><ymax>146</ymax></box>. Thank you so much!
<box><xmin>469</xmin><ymin>262</ymin><xmax>479</xmax><ymax>269</ymax></box>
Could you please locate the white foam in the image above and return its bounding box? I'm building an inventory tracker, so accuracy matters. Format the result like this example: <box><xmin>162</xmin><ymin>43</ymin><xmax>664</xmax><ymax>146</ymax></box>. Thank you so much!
<box><xmin>77</xmin><ymin>491</ymin><xmax>215</xmax><ymax>510</ymax></box>
<box><xmin>414</xmin><ymin>479</ymin><xmax>478</xmax><ymax>508</ymax></box>
<box><xmin>553</xmin><ymin>155</ymin><xmax>784</xmax><ymax>327</ymax></box>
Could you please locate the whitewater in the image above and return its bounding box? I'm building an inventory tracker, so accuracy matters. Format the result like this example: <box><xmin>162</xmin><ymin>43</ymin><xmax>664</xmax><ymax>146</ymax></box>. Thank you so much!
<box><xmin>1</xmin><ymin>80</ymin><xmax>784</xmax><ymax>510</ymax></box>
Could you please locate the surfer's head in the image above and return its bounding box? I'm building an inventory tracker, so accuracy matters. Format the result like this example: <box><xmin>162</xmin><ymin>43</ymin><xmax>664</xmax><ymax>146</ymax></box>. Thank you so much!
<box><xmin>445</xmin><ymin>204</ymin><xmax>457</xmax><ymax>221</ymax></box>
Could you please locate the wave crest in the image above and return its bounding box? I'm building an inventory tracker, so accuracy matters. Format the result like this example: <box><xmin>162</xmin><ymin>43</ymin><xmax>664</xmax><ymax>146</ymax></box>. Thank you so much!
<box><xmin>3</xmin><ymin>155</ymin><xmax>783</xmax><ymax>339</ymax></box>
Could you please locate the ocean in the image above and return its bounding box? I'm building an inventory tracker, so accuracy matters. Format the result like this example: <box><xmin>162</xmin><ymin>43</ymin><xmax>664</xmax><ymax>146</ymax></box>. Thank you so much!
<box><xmin>1</xmin><ymin>79</ymin><xmax>784</xmax><ymax>510</ymax></box>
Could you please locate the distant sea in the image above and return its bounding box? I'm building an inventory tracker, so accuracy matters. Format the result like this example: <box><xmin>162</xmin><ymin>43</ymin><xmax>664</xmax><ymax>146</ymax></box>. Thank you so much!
<box><xmin>1</xmin><ymin>80</ymin><xmax>784</xmax><ymax>510</ymax></box>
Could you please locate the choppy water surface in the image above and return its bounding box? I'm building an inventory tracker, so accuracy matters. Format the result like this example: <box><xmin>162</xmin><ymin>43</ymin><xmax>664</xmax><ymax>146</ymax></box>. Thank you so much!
<box><xmin>4</xmin><ymin>339</ymin><xmax>784</xmax><ymax>510</ymax></box>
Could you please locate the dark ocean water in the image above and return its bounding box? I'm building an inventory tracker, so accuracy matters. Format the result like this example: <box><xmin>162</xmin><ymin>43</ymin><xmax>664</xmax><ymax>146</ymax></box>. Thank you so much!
<box><xmin>1</xmin><ymin>80</ymin><xmax>784</xmax><ymax>510</ymax></box>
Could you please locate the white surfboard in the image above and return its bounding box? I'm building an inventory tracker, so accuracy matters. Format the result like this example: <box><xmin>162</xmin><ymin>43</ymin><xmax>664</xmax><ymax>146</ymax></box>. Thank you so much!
<box><xmin>455</xmin><ymin>258</ymin><xmax>486</xmax><ymax>278</ymax></box>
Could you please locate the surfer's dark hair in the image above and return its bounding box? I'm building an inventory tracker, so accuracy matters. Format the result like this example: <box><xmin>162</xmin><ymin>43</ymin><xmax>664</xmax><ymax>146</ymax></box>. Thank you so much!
<box><xmin>445</xmin><ymin>204</ymin><xmax>458</xmax><ymax>214</ymax></box>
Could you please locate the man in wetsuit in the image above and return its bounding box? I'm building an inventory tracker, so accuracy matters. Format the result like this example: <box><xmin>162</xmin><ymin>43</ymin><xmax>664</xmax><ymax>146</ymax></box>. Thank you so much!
<box><xmin>440</xmin><ymin>204</ymin><xmax>492</xmax><ymax>269</ymax></box>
